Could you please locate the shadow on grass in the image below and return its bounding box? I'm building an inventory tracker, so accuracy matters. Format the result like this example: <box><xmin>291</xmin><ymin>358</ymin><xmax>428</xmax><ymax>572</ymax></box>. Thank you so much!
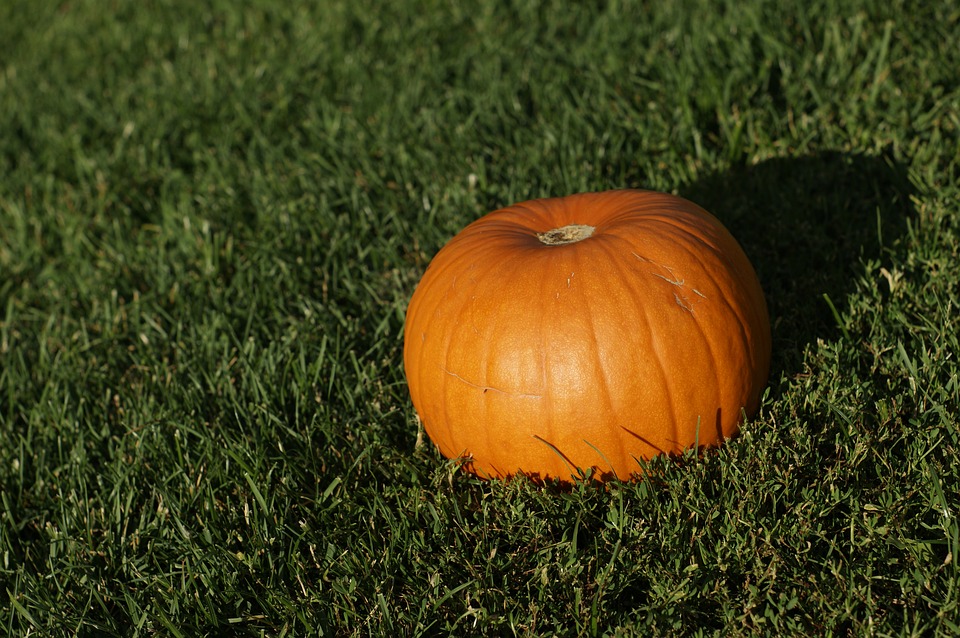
<box><xmin>679</xmin><ymin>150</ymin><xmax>916</xmax><ymax>381</ymax></box>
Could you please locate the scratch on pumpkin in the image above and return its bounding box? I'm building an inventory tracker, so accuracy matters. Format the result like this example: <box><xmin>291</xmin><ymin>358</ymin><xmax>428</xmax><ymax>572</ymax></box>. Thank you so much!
<box><xmin>633</xmin><ymin>251</ymin><xmax>706</xmax><ymax>312</ymax></box>
<box><xmin>674</xmin><ymin>292</ymin><xmax>694</xmax><ymax>313</ymax></box>
<box><xmin>442</xmin><ymin>367</ymin><xmax>542</xmax><ymax>399</ymax></box>
<box><xmin>633</xmin><ymin>252</ymin><xmax>685</xmax><ymax>286</ymax></box>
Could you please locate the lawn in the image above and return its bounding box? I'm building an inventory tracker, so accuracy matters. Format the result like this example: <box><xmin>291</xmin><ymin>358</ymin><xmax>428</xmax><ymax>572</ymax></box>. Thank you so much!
<box><xmin>1</xmin><ymin>0</ymin><xmax>959</xmax><ymax>635</ymax></box>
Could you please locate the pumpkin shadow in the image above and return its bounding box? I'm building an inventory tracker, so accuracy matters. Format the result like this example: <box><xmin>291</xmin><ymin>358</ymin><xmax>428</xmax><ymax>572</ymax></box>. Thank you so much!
<box><xmin>677</xmin><ymin>150</ymin><xmax>915</xmax><ymax>382</ymax></box>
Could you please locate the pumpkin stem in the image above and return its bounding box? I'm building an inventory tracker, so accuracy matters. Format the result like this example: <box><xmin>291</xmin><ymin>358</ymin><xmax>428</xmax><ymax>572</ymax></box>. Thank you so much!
<box><xmin>536</xmin><ymin>224</ymin><xmax>595</xmax><ymax>246</ymax></box>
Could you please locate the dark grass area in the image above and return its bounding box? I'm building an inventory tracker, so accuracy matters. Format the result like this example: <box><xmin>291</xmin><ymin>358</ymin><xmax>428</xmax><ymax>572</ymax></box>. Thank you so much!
<box><xmin>1</xmin><ymin>1</ymin><xmax>959</xmax><ymax>635</ymax></box>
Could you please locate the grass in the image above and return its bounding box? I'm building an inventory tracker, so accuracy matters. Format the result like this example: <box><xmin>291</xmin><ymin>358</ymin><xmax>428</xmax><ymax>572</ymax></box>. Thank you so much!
<box><xmin>1</xmin><ymin>0</ymin><xmax>958</xmax><ymax>635</ymax></box>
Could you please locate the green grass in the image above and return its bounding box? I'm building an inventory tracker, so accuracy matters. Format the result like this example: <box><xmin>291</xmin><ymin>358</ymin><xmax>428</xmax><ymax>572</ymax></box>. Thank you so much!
<box><xmin>1</xmin><ymin>0</ymin><xmax>959</xmax><ymax>635</ymax></box>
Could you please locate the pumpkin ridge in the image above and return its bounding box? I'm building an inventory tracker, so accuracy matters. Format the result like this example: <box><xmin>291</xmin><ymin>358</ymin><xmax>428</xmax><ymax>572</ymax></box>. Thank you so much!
<box><xmin>535</xmin><ymin>255</ymin><xmax>556</xmax><ymax>474</ymax></box>
<box><xmin>573</xmin><ymin>240</ymin><xmax>620</xmax><ymax>477</ymax></box>
<box><xmin>611</xmin><ymin>231</ymin><xmax>680</xmax><ymax>460</ymax></box>
<box><xmin>621</xmin><ymin>225</ymin><xmax>728</xmax><ymax>452</ymax></box>
<box><xmin>529</xmin><ymin>245</ymin><xmax>579</xmax><ymax>478</ymax></box>
<box><xmin>650</xmin><ymin>219</ymin><xmax>764</xmax><ymax>416</ymax></box>
<box><xmin>691</xmin><ymin>224</ymin><xmax>769</xmax><ymax>426</ymax></box>
<box><xmin>682</xmin><ymin>285</ymin><xmax>725</xmax><ymax>446</ymax></box>
<box><xmin>623</xmin><ymin>216</ymin><xmax>757</xmax><ymax>346</ymax></box>
<box><xmin>477</xmin><ymin>248</ymin><xmax>531</xmax><ymax>462</ymax></box>
<box><xmin>502</xmin><ymin>201</ymin><xmax>564</xmax><ymax>233</ymax></box>
<box><xmin>593</xmin><ymin>236</ymin><xmax>650</xmax><ymax>473</ymax></box>
<box><xmin>633</xmin><ymin>220</ymin><xmax>754</xmax><ymax>440</ymax></box>
<box><xmin>429</xmin><ymin>239</ymin><xmax>518</xmax><ymax>457</ymax></box>
<box><xmin>406</xmin><ymin>229</ymin><xmax>488</xmax><ymax>330</ymax></box>
<box><xmin>592</xmin><ymin>232</ymin><xmax>662</xmax><ymax>469</ymax></box>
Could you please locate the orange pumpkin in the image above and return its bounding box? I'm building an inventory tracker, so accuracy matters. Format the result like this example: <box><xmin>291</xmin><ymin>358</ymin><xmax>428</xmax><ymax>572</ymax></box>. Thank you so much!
<box><xmin>403</xmin><ymin>189</ymin><xmax>770</xmax><ymax>482</ymax></box>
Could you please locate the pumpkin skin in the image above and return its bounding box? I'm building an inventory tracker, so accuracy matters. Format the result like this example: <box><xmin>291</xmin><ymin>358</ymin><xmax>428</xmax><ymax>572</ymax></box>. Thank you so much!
<box><xmin>403</xmin><ymin>189</ymin><xmax>770</xmax><ymax>482</ymax></box>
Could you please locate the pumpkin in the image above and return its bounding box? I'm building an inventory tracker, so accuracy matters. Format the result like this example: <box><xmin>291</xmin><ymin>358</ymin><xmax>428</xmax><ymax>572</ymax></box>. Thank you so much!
<box><xmin>403</xmin><ymin>189</ymin><xmax>770</xmax><ymax>482</ymax></box>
